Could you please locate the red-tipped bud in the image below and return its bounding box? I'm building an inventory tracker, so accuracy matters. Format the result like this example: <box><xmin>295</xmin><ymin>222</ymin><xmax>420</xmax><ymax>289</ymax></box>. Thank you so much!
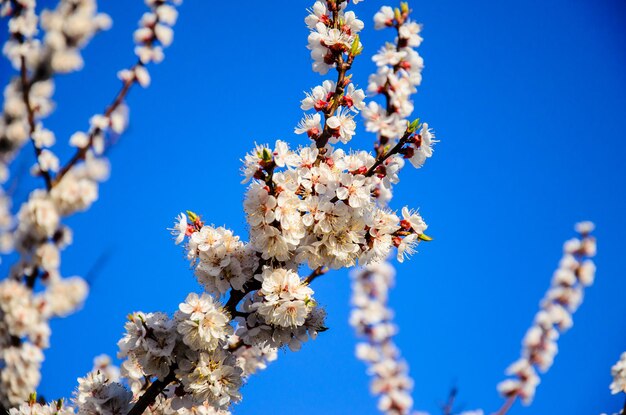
<box><xmin>401</xmin><ymin>146</ymin><xmax>415</xmax><ymax>159</ymax></box>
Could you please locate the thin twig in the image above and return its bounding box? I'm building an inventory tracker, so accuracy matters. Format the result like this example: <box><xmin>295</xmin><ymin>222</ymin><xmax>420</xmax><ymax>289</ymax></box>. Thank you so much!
<box><xmin>492</xmin><ymin>395</ymin><xmax>517</xmax><ymax>415</ymax></box>
<box><xmin>83</xmin><ymin>248</ymin><xmax>114</xmax><ymax>286</ymax></box>
<box><xmin>441</xmin><ymin>385</ymin><xmax>458</xmax><ymax>415</ymax></box>
<box><xmin>365</xmin><ymin>130</ymin><xmax>412</xmax><ymax>177</ymax></box>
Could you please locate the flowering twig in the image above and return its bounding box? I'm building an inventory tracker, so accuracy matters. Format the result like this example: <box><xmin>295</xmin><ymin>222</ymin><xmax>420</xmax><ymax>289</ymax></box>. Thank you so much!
<box><xmin>365</xmin><ymin>129</ymin><xmax>412</xmax><ymax>177</ymax></box>
<box><xmin>52</xmin><ymin>72</ymin><xmax>135</xmax><ymax>187</ymax></box>
<box><xmin>496</xmin><ymin>222</ymin><xmax>597</xmax><ymax>410</ymax></box>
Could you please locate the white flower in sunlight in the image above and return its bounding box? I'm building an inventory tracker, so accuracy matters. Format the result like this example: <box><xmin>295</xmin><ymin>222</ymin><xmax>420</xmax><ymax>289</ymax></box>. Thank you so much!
<box><xmin>401</xmin><ymin>206</ymin><xmax>427</xmax><ymax>234</ymax></box>
<box><xmin>397</xmin><ymin>233</ymin><xmax>418</xmax><ymax>263</ymax></box>
<box><xmin>611</xmin><ymin>352</ymin><xmax>626</xmax><ymax>394</ymax></box>
<box><xmin>176</xmin><ymin>293</ymin><xmax>233</xmax><ymax>351</ymax></box>
<box><xmin>326</xmin><ymin>108</ymin><xmax>356</xmax><ymax>144</ymax></box>
<box><xmin>169</xmin><ymin>212</ymin><xmax>188</xmax><ymax>244</ymax></box>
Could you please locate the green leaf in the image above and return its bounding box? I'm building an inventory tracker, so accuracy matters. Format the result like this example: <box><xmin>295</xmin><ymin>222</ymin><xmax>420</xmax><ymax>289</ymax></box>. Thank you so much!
<box><xmin>350</xmin><ymin>35</ymin><xmax>362</xmax><ymax>56</ymax></box>
<box><xmin>261</xmin><ymin>147</ymin><xmax>273</xmax><ymax>162</ymax></box>
<box><xmin>418</xmin><ymin>233</ymin><xmax>433</xmax><ymax>242</ymax></box>
<box><xmin>186</xmin><ymin>210</ymin><xmax>199</xmax><ymax>223</ymax></box>
<box><xmin>407</xmin><ymin>118</ymin><xmax>421</xmax><ymax>133</ymax></box>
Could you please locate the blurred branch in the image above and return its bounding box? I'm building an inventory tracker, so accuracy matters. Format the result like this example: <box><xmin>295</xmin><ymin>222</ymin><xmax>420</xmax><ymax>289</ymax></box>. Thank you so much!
<box><xmin>53</xmin><ymin>73</ymin><xmax>135</xmax><ymax>187</ymax></box>
<box><xmin>5</xmin><ymin>157</ymin><xmax>29</xmax><ymax>199</ymax></box>
<box><xmin>83</xmin><ymin>248</ymin><xmax>114</xmax><ymax>286</ymax></box>
<box><xmin>441</xmin><ymin>385</ymin><xmax>458</xmax><ymax>415</ymax></box>
<box><xmin>493</xmin><ymin>395</ymin><xmax>516</xmax><ymax>415</ymax></box>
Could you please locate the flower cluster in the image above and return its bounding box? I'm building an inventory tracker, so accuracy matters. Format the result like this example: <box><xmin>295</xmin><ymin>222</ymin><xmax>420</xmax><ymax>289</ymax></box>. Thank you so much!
<box><xmin>8</xmin><ymin>397</ymin><xmax>75</xmax><ymax>415</ymax></box>
<box><xmin>241</xmin><ymin>140</ymin><xmax>429</xmax><ymax>270</ymax></box>
<box><xmin>115</xmin><ymin>295</ymin><xmax>245</xmax><ymax>411</ymax></box>
<box><xmin>40</xmin><ymin>2</ymin><xmax>435</xmax><ymax>414</ymax></box>
<box><xmin>497</xmin><ymin>221</ymin><xmax>597</xmax><ymax>404</ymax></box>
<box><xmin>2</xmin><ymin>0</ymin><xmax>39</xmax><ymax>69</ymax></box>
<box><xmin>181</xmin><ymin>219</ymin><xmax>257</xmax><ymax>297</ymax></box>
<box><xmin>0</xmin><ymin>0</ymin><xmax>111</xmax><ymax>186</ymax></box>
<box><xmin>305</xmin><ymin>0</ymin><xmax>363</xmax><ymax>76</ymax></box>
<box><xmin>0</xmin><ymin>273</ymin><xmax>87</xmax><ymax>407</ymax></box>
<box><xmin>40</xmin><ymin>0</ymin><xmax>112</xmax><ymax>73</ymax></box>
<box><xmin>351</xmin><ymin>261</ymin><xmax>414</xmax><ymax>415</ymax></box>
<box><xmin>297</xmin><ymin>0</ymin><xmax>367</xmax><ymax>154</ymax></box>
<box><xmin>610</xmin><ymin>352</ymin><xmax>626</xmax><ymax>395</ymax></box>
<box><xmin>0</xmin><ymin>0</ymin><xmax>182</xmax><ymax>408</ymax></box>
<box><xmin>74</xmin><ymin>371</ymin><xmax>133</xmax><ymax>415</ymax></box>
<box><xmin>364</xmin><ymin>3</ymin><xmax>431</xmax><ymax>170</ymax></box>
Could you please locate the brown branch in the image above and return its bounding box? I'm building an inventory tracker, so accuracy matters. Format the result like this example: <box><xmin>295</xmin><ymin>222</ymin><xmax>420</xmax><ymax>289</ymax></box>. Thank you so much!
<box><xmin>19</xmin><ymin>56</ymin><xmax>53</xmax><ymax>190</ymax></box>
<box><xmin>53</xmin><ymin>72</ymin><xmax>136</xmax><ymax>187</ymax></box>
<box><xmin>492</xmin><ymin>395</ymin><xmax>517</xmax><ymax>415</ymax></box>
<box><xmin>0</xmin><ymin>401</ymin><xmax>9</xmax><ymax>415</ymax></box>
<box><xmin>126</xmin><ymin>367</ymin><xmax>177</xmax><ymax>415</ymax></box>
<box><xmin>365</xmin><ymin>130</ymin><xmax>412</xmax><ymax>177</ymax></box>
<box><xmin>224</xmin><ymin>287</ymin><xmax>247</xmax><ymax>315</ymax></box>
<box><xmin>304</xmin><ymin>266</ymin><xmax>328</xmax><ymax>285</ymax></box>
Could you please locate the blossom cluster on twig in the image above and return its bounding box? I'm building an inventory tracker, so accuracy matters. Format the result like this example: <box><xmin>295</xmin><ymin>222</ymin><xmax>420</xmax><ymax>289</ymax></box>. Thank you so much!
<box><xmin>496</xmin><ymin>222</ymin><xmax>597</xmax><ymax>410</ymax></box>
<box><xmin>0</xmin><ymin>0</ymin><xmax>181</xmax><ymax>408</ymax></box>
<box><xmin>2</xmin><ymin>0</ymin><xmax>439</xmax><ymax>413</ymax></box>
<box><xmin>0</xmin><ymin>1</ymin><xmax>610</xmax><ymax>415</ymax></box>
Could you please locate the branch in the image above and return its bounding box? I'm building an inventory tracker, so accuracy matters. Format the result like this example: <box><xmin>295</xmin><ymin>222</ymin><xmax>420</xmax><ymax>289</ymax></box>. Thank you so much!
<box><xmin>224</xmin><ymin>277</ymin><xmax>262</xmax><ymax>316</ymax></box>
<box><xmin>53</xmin><ymin>72</ymin><xmax>136</xmax><ymax>187</ymax></box>
<box><xmin>492</xmin><ymin>395</ymin><xmax>516</xmax><ymax>415</ymax></box>
<box><xmin>224</xmin><ymin>289</ymin><xmax>246</xmax><ymax>315</ymax></box>
<box><xmin>19</xmin><ymin>55</ymin><xmax>53</xmax><ymax>190</ymax></box>
<box><xmin>126</xmin><ymin>367</ymin><xmax>177</xmax><ymax>415</ymax></box>
<box><xmin>304</xmin><ymin>266</ymin><xmax>328</xmax><ymax>285</ymax></box>
<box><xmin>365</xmin><ymin>130</ymin><xmax>412</xmax><ymax>177</ymax></box>
<box><xmin>441</xmin><ymin>385</ymin><xmax>458</xmax><ymax>415</ymax></box>
<box><xmin>0</xmin><ymin>401</ymin><xmax>9</xmax><ymax>415</ymax></box>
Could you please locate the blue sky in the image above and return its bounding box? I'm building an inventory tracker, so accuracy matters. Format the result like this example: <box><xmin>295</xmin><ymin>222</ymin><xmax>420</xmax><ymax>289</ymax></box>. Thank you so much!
<box><xmin>2</xmin><ymin>0</ymin><xmax>626</xmax><ymax>414</ymax></box>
